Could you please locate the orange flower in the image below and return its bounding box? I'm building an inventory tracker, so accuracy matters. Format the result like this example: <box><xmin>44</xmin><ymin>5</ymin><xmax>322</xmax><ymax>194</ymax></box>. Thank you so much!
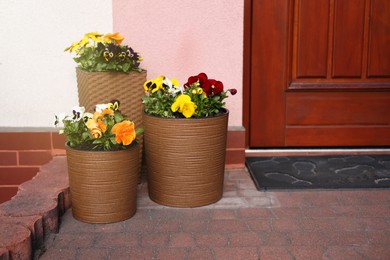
<box><xmin>111</xmin><ymin>120</ymin><xmax>136</xmax><ymax>145</ymax></box>
<box><xmin>104</xmin><ymin>32</ymin><xmax>125</xmax><ymax>45</ymax></box>
<box><xmin>101</xmin><ymin>108</ymin><xmax>114</xmax><ymax>117</ymax></box>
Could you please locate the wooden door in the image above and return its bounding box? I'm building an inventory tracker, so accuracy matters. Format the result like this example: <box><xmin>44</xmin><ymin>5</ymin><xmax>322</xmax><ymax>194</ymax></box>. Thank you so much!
<box><xmin>247</xmin><ymin>0</ymin><xmax>390</xmax><ymax>148</ymax></box>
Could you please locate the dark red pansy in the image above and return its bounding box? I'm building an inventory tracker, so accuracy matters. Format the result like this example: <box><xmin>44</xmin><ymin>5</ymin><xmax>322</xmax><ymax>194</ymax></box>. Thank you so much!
<box><xmin>229</xmin><ymin>88</ymin><xmax>237</xmax><ymax>95</ymax></box>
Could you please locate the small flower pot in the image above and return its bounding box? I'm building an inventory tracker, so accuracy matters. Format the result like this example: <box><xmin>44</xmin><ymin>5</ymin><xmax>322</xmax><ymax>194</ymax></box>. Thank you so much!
<box><xmin>66</xmin><ymin>143</ymin><xmax>139</xmax><ymax>223</ymax></box>
<box><xmin>143</xmin><ymin>110</ymin><xmax>229</xmax><ymax>207</ymax></box>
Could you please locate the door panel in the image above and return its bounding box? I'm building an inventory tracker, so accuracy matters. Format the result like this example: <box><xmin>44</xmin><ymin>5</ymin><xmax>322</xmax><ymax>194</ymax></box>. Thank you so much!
<box><xmin>249</xmin><ymin>0</ymin><xmax>390</xmax><ymax>148</ymax></box>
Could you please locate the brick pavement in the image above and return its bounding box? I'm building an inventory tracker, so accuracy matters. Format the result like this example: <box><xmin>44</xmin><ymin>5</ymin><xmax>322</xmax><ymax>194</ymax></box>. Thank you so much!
<box><xmin>38</xmin><ymin>167</ymin><xmax>390</xmax><ymax>260</ymax></box>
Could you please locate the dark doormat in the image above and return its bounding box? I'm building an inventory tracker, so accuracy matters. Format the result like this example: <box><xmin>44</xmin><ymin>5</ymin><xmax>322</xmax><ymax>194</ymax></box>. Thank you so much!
<box><xmin>246</xmin><ymin>155</ymin><xmax>390</xmax><ymax>190</ymax></box>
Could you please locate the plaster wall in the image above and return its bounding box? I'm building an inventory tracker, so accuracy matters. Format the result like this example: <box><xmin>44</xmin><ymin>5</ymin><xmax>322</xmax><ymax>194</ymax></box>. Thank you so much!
<box><xmin>1</xmin><ymin>0</ymin><xmax>243</xmax><ymax>127</ymax></box>
<box><xmin>113</xmin><ymin>0</ymin><xmax>244</xmax><ymax>126</ymax></box>
<box><xmin>0</xmin><ymin>0</ymin><xmax>112</xmax><ymax>127</ymax></box>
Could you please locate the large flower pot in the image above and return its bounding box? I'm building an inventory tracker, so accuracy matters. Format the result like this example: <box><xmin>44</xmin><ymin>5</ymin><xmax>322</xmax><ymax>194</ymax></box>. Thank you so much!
<box><xmin>143</xmin><ymin>110</ymin><xmax>229</xmax><ymax>207</ymax></box>
<box><xmin>76</xmin><ymin>68</ymin><xmax>146</xmax><ymax>175</ymax></box>
<box><xmin>66</xmin><ymin>143</ymin><xmax>140</xmax><ymax>223</ymax></box>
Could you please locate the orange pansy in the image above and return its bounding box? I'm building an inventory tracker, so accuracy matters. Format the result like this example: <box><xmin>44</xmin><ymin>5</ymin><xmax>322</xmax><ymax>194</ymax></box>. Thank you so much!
<box><xmin>111</xmin><ymin>120</ymin><xmax>136</xmax><ymax>145</ymax></box>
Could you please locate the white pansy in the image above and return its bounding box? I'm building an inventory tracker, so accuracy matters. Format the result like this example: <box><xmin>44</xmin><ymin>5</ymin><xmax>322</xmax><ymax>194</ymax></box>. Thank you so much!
<box><xmin>71</xmin><ymin>106</ymin><xmax>85</xmax><ymax>120</ymax></box>
<box><xmin>95</xmin><ymin>104</ymin><xmax>108</xmax><ymax>113</ymax></box>
<box><xmin>163</xmin><ymin>78</ymin><xmax>183</xmax><ymax>96</ymax></box>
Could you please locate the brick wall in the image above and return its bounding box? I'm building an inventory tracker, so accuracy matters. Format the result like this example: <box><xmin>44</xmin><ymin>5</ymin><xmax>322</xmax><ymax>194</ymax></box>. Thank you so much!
<box><xmin>0</xmin><ymin>127</ymin><xmax>245</xmax><ymax>203</ymax></box>
<box><xmin>0</xmin><ymin>130</ymin><xmax>66</xmax><ymax>203</ymax></box>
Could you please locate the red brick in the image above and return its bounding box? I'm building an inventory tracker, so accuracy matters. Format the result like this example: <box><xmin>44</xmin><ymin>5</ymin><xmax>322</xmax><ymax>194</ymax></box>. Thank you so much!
<box><xmin>154</xmin><ymin>219</ymin><xmax>181</xmax><ymax>233</ymax></box>
<box><xmin>226</xmin><ymin>149</ymin><xmax>245</xmax><ymax>166</ymax></box>
<box><xmin>140</xmin><ymin>233</ymin><xmax>169</xmax><ymax>247</ymax></box>
<box><xmin>19</xmin><ymin>151</ymin><xmax>52</xmax><ymax>166</ymax></box>
<box><xmin>187</xmin><ymin>248</ymin><xmax>214</xmax><ymax>259</ymax></box>
<box><xmin>258</xmin><ymin>247</ymin><xmax>292</xmax><ymax>260</ymax></box>
<box><xmin>271</xmin><ymin>218</ymin><xmax>302</xmax><ymax>231</ymax></box>
<box><xmin>207</xmin><ymin>219</ymin><xmax>248</xmax><ymax>233</ymax></box>
<box><xmin>50</xmin><ymin>233</ymin><xmax>95</xmax><ymax>249</ymax></box>
<box><xmin>180</xmin><ymin>220</ymin><xmax>208</xmax><ymax>232</ymax></box>
<box><xmin>289</xmin><ymin>247</ymin><xmax>325</xmax><ymax>260</ymax></box>
<box><xmin>358</xmin><ymin>205</ymin><xmax>390</xmax><ymax>218</ymax></box>
<box><xmin>271</xmin><ymin>207</ymin><xmax>303</xmax><ymax>218</ymax></box>
<box><xmin>0</xmin><ymin>152</ymin><xmax>17</xmax><ymax>166</ymax></box>
<box><xmin>0</xmin><ymin>187</ymin><xmax>18</xmax><ymax>204</ymax></box>
<box><xmin>360</xmin><ymin>217</ymin><xmax>390</xmax><ymax>231</ymax></box>
<box><xmin>229</xmin><ymin>232</ymin><xmax>262</xmax><ymax>246</ymax></box>
<box><xmin>211</xmin><ymin>209</ymin><xmax>237</xmax><ymax>219</ymax></box>
<box><xmin>366</xmin><ymin>231</ymin><xmax>390</xmax><ymax>245</ymax></box>
<box><xmin>288</xmin><ymin>231</ymin><xmax>330</xmax><ymax>246</ymax></box>
<box><xmin>0</xmin><ymin>247</ymin><xmax>9</xmax><ymax>260</ymax></box>
<box><xmin>155</xmin><ymin>248</ymin><xmax>187</xmax><ymax>260</ymax></box>
<box><xmin>0</xmin><ymin>167</ymin><xmax>39</xmax><ymax>185</ymax></box>
<box><xmin>213</xmin><ymin>247</ymin><xmax>259</xmax><ymax>259</ymax></box>
<box><xmin>258</xmin><ymin>231</ymin><xmax>291</xmax><ymax>246</ymax></box>
<box><xmin>246</xmin><ymin>219</ymin><xmax>272</xmax><ymax>231</ymax></box>
<box><xmin>0</xmin><ymin>192</ymin><xmax>59</xmax><ymax>235</ymax></box>
<box><xmin>237</xmin><ymin>208</ymin><xmax>273</xmax><ymax>219</ymax></box>
<box><xmin>195</xmin><ymin>233</ymin><xmax>229</xmax><ymax>247</ymax></box>
<box><xmin>110</xmin><ymin>248</ymin><xmax>154</xmax><ymax>259</ymax></box>
<box><xmin>39</xmin><ymin>248</ymin><xmax>77</xmax><ymax>260</ymax></box>
<box><xmin>95</xmin><ymin>233</ymin><xmax>138</xmax><ymax>248</ymax></box>
<box><xmin>169</xmin><ymin>233</ymin><xmax>195</xmax><ymax>247</ymax></box>
<box><xmin>0</xmin><ymin>215</ymin><xmax>44</xmax><ymax>252</ymax></box>
<box><xmin>226</xmin><ymin>129</ymin><xmax>245</xmax><ymax>149</ymax></box>
<box><xmin>326</xmin><ymin>246</ymin><xmax>365</xmax><ymax>260</ymax></box>
<box><xmin>0</xmin><ymin>223</ymin><xmax>31</xmax><ymax>260</ymax></box>
<box><xmin>324</xmin><ymin>231</ymin><xmax>368</xmax><ymax>246</ymax></box>
<box><xmin>0</xmin><ymin>132</ymin><xmax>51</xmax><ymax>150</ymax></box>
<box><xmin>79</xmin><ymin>248</ymin><xmax>111</xmax><ymax>259</ymax></box>
<box><xmin>51</xmin><ymin>132</ymin><xmax>66</xmax><ymax>150</ymax></box>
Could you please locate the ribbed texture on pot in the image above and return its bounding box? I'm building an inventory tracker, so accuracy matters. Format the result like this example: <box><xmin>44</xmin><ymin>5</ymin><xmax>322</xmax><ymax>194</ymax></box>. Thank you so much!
<box><xmin>66</xmin><ymin>144</ymin><xmax>139</xmax><ymax>223</ymax></box>
<box><xmin>143</xmin><ymin>111</ymin><xmax>228</xmax><ymax>207</ymax></box>
<box><xmin>76</xmin><ymin>68</ymin><xmax>146</xmax><ymax>175</ymax></box>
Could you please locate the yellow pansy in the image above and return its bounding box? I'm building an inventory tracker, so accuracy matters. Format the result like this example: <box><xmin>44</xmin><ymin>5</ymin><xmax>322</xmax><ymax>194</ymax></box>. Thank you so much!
<box><xmin>103</xmin><ymin>32</ymin><xmax>125</xmax><ymax>45</ymax></box>
<box><xmin>171</xmin><ymin>95</ymin><xmax>197</xmax><ymax>118</ymax></box>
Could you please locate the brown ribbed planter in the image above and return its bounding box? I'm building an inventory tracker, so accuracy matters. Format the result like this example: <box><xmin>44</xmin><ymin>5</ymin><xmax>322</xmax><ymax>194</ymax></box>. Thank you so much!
<box><xmin>66</xmin><ymin>143</ymin><xmax>139</xmax><ymax>223</ymax></box>
<box><xmin>143</xmin><ymin>110</ymin><xmax>228</xmax><ymax>208</ymax></box>
<box><xmin>76</xmin><ymin>68</ymin><xmax>146</xmax><ymax>175</ymax></box>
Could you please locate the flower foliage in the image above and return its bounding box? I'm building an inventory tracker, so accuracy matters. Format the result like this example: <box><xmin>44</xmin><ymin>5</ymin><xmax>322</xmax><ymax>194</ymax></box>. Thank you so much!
<box><xmin>55</xmin><ymin>100</ymin><xmax>143</xmax><ymax>151</ymax></box>
<box><xmin>142</xmin><ymin>73</ymin><xmax>237</xmax><ymax>118</ymax></box>
<box><xmin>65</xmin><ymin>32</ymin><xmax>142</xmax><ymax>73</ymax></box>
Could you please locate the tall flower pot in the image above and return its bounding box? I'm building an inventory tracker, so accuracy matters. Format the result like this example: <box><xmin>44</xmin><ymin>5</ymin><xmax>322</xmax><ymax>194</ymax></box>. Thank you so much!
<box><xmin>66</xmin><ymin>143</ymin><xmax>140</xmax><ymax>223</ymax></box>
<box><xmin>76</xmin><ymin>68</ymin><xmax>146</xmax><ymax>175</ymax></box>
<box><xmin>143</xmin><ymin>110</ymin><xmax>229</xmax><ymax>207</ymax></box>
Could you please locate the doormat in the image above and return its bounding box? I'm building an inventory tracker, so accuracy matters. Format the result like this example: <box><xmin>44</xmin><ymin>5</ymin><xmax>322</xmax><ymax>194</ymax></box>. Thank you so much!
<box><xmin>246</xmin><ymin>155</ymin><xmax>390</xmax><ymax>190</ymax></box>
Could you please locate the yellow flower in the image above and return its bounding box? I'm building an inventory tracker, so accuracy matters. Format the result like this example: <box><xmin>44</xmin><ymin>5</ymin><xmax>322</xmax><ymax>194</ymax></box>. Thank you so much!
<box><xmin>84</xmin><ymin>32</ymin><xmax>104</xmax><ymax>43</ymax></box>
<box><xmin>86</xmin><ymin>119</ymin><xmax>103</xmax><ymax>138</ymax></box>
<box><xmin>144</xmin><ymin>75</ymin><xmax>165</xmax><ymax>93</ymax></box>
<box><xmin>171</xmin><ymin>94</ymin><xmax>197</xmax><ymax>118</ymax></box>
<box><xmin>111</xmin><ymin>120</ymin><xmax>136</xmax><ymax>145</ymax></box>
<box><xmin>103</xmin><ymin>32</ymin><xmax>125</xmax><ymax>45</ymax></box>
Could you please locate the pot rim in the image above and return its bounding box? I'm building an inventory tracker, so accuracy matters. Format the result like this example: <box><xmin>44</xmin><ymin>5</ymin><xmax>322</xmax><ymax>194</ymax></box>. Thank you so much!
<box><xmin>65</xmin><ymin>141</ymin><xmax>138</xmax><ymax>153</ymax></box>
<box><xmin>143</xmin><ymin>108</ymin><xmax>229</xmax><ymax>121</ymax></box>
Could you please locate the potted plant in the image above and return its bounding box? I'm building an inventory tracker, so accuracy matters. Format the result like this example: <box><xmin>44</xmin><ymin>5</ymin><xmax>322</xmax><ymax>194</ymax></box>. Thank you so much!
<box><xmin>142</xmin><ymin>73</ymin><xmax>237</xmax><ymax>207</ymax></box>
<box><xmin>65</xmin><ymin>32</ymin><xmax>146</xmax><ymax>172</ymax></box>
<box><xmin>55</xmin><ymin>100</ymin><xmax>143</xmax><ymax>223</ymax></box>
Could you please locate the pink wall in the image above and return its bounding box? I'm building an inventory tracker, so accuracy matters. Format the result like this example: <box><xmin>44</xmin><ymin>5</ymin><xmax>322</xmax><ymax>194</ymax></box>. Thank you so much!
<box><xmin>113</xmin><ymin>0</ymin><xmax>244</xmax><ymax>126</ymax></box>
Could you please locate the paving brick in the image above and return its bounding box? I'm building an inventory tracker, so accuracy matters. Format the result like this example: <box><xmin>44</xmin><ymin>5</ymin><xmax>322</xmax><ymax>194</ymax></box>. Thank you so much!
<box><xmin>180</xmin><ymin>219</ymin><xmax>208</xmax><ymax>232</ymax></box>
<box><xmin>213</xmin><ymin>247</ymin><xmax>259</xmax><ymax>259</ymax></box>
<box><xmin>169</xmin><ymin>232</ymin><xmax>195</xmax><ymax>248</ymax></box>
<box><xmin>78</xmin><ymin>248</ymin><xmax>110</xmax><ymax>259</ymax></box>
<box><xmin>194</xmin><ymin>233</ymin><xmax>229</xmax><ymax>247</ymax></box>
<box><xmin>229</xmin><ymin>231</ymin><xmax>262</xmax><ymax>246</ymax></box>
<box><xmin>153</xmin><ymin>219</ymin><xmax>181</xmax><ymax>233</ymax></box>
<box><xmin>258</xmin><ymin>231</ymin><xmax>291</xmax><ymax>246</ymax></box>
<box><xmin>0</xmin><ymin>247</ymin><xmax>8</xmax><ymax>260</ymax></box>
<box><xmin>38</xmin><ymin>248</ymin><xmax>77</xmax><ymax>260</ymax></box>
<box><xmin>140</xmin><ymin>233</ymin><xmax>169</xmax><ymax>248</ymax></box>
<box><xmin>287</xmin><ymin>231</ymin><xmax>330</xmax><ymax>246</ymax></box>
<box><xmin>289</xmin><ymin>246</ymin><xmax>325</xmax><ymax>259</ymax></box>
<box><xmin>366</xmin><ymin>231</ymin><xmax>390</xmax><ymax>245</ymax></box>
<box><xmin>271</xmin><ymin>218</ymin><xmax>303</xmax><ymax>231</ymax></box>
<box><xmin>207</xmin><ymin>219</ymin><xmax>248</xmax><ymax>233</ymax></box>
<box><xmin>325</xmin><ymin>246</ymin><xmax>365</xmax><ymax>260</ymax></box>
<box><xmin>108</xmin><ymin>248</ymin><xmax>155</xmax><ymax>259</ymax></box>
<box><xmin>155</xmin><ymin>248</ymin><xmax>187</xmax><ymax>260</ymax></box>
<box><xmin>0</xmin><ymin>192</ymin><xmax>59</xmax><ymax>235</ymax></box>
<box><xmin>50</xmin><ymin>233</ymin><xmax>96</xmax><ymax>249</ymax></box>
<box><xmin>0</xmin><ymin>223</ymin><xmax>31</xmax><ymax>260</ymax></box>
<box><xmin>237</xmin><ymin>208</ymin><xmax>273</xmax><ymax>219</ymax></box>
<box><xmin>0</xmin><ymin>215</ymin><xmax>43</xmax><ymax>252</ymax></box>
<box><xmin>271</xmin><ymin>207</ymin><xmax>303</xmax><ymax>218</ymax></box>
<box><xmin>324</xmin><ymin>231</ymin><xmax>368</xmax><ymax>246</ymax></box>
<box><xmin>95</xmin><ymin>233</ymin><xmax>138</xmax><ymax>248</ymax></box>
<box><xmin>360</xmin><ymin>217</ymin><xmax>390</xmax><ymax>231</ymax></box>
<box><xmin>258</xmin><ymin>246</ymin><xmax>293</xmax><ymax>260</ymax></box>
<box><xmin>187</xmin><ymin>247</ymin><xmax>214</xmax><ymax>259</ymax></box>
<box><xmin>246</xmin><ymin>219</ymin><xmax>272</xmax><ymax>232</ymax></box>
<box><xmin>210</xmin><ymin>208</ymin><xmax>237</xmax><ymax>219</ymax></box>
